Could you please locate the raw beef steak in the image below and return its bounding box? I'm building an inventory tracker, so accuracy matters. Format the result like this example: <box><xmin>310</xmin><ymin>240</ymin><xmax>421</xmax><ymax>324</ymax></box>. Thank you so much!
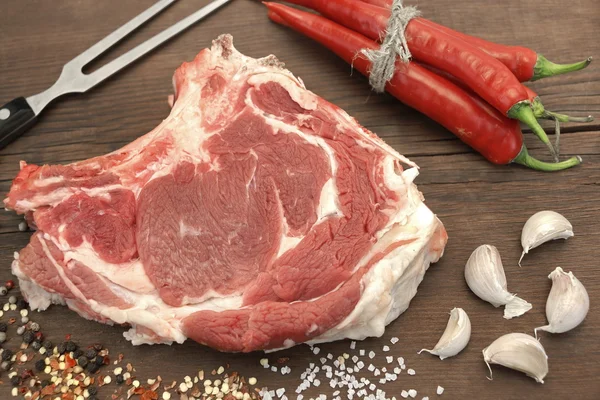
<box><xmin>4</xmin><ymin>35</ymin><xmax>447</xmax><ymax>352</ymax></box>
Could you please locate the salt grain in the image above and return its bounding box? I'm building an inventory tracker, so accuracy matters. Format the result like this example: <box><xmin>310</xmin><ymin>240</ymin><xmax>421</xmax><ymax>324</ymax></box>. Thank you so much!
<box><xmin>271</xmin><ymin>366</ymin><xmax>278</xmax><ymax>372</ymax></box>
<box><xmin>437</xmin><ymin>385</ymin><xmax>444</xmax><ymax>395</ymax></box>
<box><xmin>350</xmin><ymin>341</ymin><xmax>356</xmax><ymax>350</ymax></box>
<box><xmin>383</xmin><ymin>345</ymin><xmax>390</xmax><ymax>352</ymax></box>
<box><xmin>369</xmin><ymin>351</ymin><xmax>375</xmax><ymax>359</ymax></box>
<box><xmin>408</xmin><ymin>369</ymin><xmax>416</xmax><ymax>375</ymax></box>
<box><xmin>312</xmin><ymin>347</ymin><xmax>320</xmax><ymax>355</ymax></box>
<box><xmin>408</xmin><ymin>389</ymin><xmax>417</xmax><ymax>398</ymax></box>
<box><xmin>391</xmin><ymin>337</ymin><xmax>399</xmax><ymax>344</ymax></box>
<box><xmin>386</xmin><ymin>356</ymin><xmax>393</xmax><ymax>363</ymax></box>
<box><xmin>401</xmin><ymin>390</ymin><xmax>409</xmax><ymax>398</ymax></box>
<box><xmin>359</xmin><ymin>349</ymin><xmax>365</xmax><ymax>356</ymax></box>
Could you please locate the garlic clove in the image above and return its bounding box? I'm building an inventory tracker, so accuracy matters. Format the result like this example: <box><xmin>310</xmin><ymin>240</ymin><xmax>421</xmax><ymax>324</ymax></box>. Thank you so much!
<box><xmin>465</xmin><ymin>245</ymin><xmax>532</xmax><ymax>319</ymax></box>
<box><xmin>419</xmin><ymin>308</ymin><xmax>471</xmax><ymax>360</ymax></box>
<box><xmin>535</xmin><ymin>267</ymin><xmax>589</xmax><ymax>336</ymax></box>
<box><xmin>520</xmin><ymin>211</ymin><xmax>573</xmax><ymax>266</ymax></box>
<box><xmin>482</xmin><ymin>333</ymin><xmax>548</xmax><ymax>383</ymax></box>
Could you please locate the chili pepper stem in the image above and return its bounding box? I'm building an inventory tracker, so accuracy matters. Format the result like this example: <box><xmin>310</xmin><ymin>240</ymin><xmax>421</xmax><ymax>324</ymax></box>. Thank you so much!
<box><xmin>532</xmin><ymin>55</ymin><xmax>592</xmax><ymax>81</ymax></box>
<box><xmin>554</xmin><ymin>118</ymin><xmax>561</xmax><ymax>156</ymax></box>
<box><xmin>542</xmin><ymin>110</ymin><xmax>594</xmax><ymax>123</ymax></box>
<box><xmin>508</xmin><ymin>101</ymin><xmax>558</xmax><ymax>161</ymax></box>
<box><xmin>530</xmin><ymin>97</ymin><xmax>594</xmax><ymax>122</ymax></box>
<box><xmin>513</xmin><ymin>146</ymin><xmax>581</xmax><ymax>171</ymax></box>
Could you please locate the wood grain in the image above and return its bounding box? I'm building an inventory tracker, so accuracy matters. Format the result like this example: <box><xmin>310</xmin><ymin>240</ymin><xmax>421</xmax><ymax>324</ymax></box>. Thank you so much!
<box><xmin>0</xmin><ymin>0</ymin><xmax>599</xmax><ymax>399</ymax></box>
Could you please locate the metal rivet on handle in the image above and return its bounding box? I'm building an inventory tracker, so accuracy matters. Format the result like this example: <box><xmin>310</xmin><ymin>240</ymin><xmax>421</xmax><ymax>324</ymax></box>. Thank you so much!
<box><xmin>0</xmin><ymin>108</ymin><xmax>10</xmax><ymax>120</ymax></box>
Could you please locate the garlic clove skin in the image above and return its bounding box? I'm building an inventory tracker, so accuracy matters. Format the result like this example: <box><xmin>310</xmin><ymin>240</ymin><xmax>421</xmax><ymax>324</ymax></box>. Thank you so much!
<box><xmin>520</xmin><ymin>211</ymin><xmax>573</xmax><ymax>266</ymax></box>
<box><xmin>535</xmin><ymin>267</ymin><xmax>589</xmax><ymax>335</ymax></box>
<box><xmin>482</xmin><ymin>333</ymin><xmax>549</xmax><ymax>384</ymax></box>
<box><xmin>419</xmin><ymin>308</ymin><xmax>471</xmax><ymax>360</ymax></box>
<box><xmin>465</xmin><ymin>245</ymin><xmax>532</xmax><ymax>319</ymax></box>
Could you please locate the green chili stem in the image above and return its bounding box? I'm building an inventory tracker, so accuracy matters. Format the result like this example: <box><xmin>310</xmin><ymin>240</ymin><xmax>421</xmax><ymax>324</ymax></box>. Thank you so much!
<box><xmin>532</xmin><ymin>55</ymin><xmax>592</xmax><ymax>81</ymax></box>
<box><xmin>513</xmin><ymin>146</ymin><xmax>581</xmax><ymax>172</ymax></box>
<box><xmin>531</xmin><ymin>97</ymin><xmax>594</xmax><ymax>122</ymax></box>
<box><xmin>542</xmin><ymin>110</ymin><xmax>594</xmax><ymax>123</ymax></box>
<box><xmin>508</xmin><ymin>101</ymin><xmax>558</xmax><ymax>161</ymax></box>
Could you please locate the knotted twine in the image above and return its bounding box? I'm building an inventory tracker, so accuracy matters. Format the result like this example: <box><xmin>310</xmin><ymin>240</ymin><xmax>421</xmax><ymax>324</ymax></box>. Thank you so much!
<box><xmin>361</xmin><ymin>0</ymin><xmax>421</xmax><ymax>93</ymax></box>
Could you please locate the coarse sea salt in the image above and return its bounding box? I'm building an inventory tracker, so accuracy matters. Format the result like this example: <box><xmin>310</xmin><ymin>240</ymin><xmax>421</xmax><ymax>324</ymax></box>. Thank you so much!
<box><xmin>401</xmin><ymin>390</ymin><xmax>409</xmax><ymax>398</ymax></box>
<box><xmin>359</xmin><ymin>349</ymin><xmax>365</xmax><ymax>356</ymax></box>
<box><xmin>408</xmin><ymin>389</ymin><xmax>417</xmax><ymax>398</ymax></box>
<box><xmin>408</xmin><ymin>369</ymin><xmax>416</xmax><ymax>375</ymax></box>
<box><xmin>437</xmin><ymin>385</ymin><xmax>445</xmax><ymax>395</ymax></box>
<box><xmin>391</xmin><ymin>337</ymin><xmax>399</xmax><ymax>344</ymax></box>
<box><xmin>383</xmin><ymin>345</ymin><xmax>390</xmax><ymax>352</ymax></box>
<box><xmin>369</xmin><ymin>351</ymin><xmax>376</xmax><ymax>359</ymax></box>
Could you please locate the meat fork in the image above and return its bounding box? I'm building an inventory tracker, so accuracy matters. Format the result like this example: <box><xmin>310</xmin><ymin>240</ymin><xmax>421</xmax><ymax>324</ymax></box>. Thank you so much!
<box><xmin>0</xmin><ymin>0</ymin><xmax>234</xmax><ymax>150</ymax></box>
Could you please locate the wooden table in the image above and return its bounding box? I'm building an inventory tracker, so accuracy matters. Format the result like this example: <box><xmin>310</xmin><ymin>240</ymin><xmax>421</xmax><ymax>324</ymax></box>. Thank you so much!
<box><xmin>1</xmin><ymin>1</ymin><xmax>598</xmax><ymax>399</ymax></box>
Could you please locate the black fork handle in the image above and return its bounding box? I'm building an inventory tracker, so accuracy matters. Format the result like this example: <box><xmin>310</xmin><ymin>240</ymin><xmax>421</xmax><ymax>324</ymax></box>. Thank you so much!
<box><xmin>0</xmin><ymin>97</ymin><xmax>37</xmax><ymax>150</ymax></box>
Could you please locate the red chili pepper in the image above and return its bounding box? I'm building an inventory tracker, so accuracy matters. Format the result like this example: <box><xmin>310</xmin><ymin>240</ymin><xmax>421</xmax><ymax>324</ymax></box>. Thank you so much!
<box><xmin>423</xmin><ymin>64</ymin><xmax>593</xmax><ymax>124</ymax></box>
<box><xmin>359</xmin><ymin>0</ymin><xmax>592</xmax><ymax>81</ymax></box>
<box><xmin>279</xmin><ymin>0</ymin><xmax>557</xmax><ymax>159</ymax></box>
<box><xmin>265</xmin><ymin>3</ymin><xmax>581</xmax><ymax>171</ymax></box>
<box><xmin>357</xmin><ymin>0</ymin><xmax>390</xmax><ymax>7</ymax></box>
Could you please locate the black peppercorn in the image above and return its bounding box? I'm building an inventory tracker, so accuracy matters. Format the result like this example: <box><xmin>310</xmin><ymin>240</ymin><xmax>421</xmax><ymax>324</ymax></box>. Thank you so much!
<box><xmin>43</xmin><ymin>340</ymin><xmax>53</xmax><ymax>350</ymax></box>
<box><xmin>87</xmin><ymin>363</ymin><xmax>100</xmax><ymax>374</ymax></box>
<box><xmin>2</xmin><ymin>349</ymin><xmax>13</xmax><ymax>361</ymax></box>
<box><xmin>77</xmin><ymin>356</ymin><xmax>88</xmax><ymax>368</ymax></box>
<box><xmin>23</xmin><ymin>330</ymin><xmax>35</xmax><ymax>344</ymax></box>
<box><xmin>85</xmin><ymin>349</ymin><xmax>97</xmax><ymax>359</ymax></box>
<box><xmin>66</xmin><ymin>341</ymin><xmax>78</xmax><ymax>352</ymax></box>
<box><xmin>41</xmin><ymin>379</ymin><xmax>50</xmax><ymax>388</ymax></box>
<box><xmin>73</xmin><ymin>349</ymin><xmax>84</xmax><ymax>359</ymax></box>
<box><xmin>0</xmin><ymin>322</ymin><xmax>7</xmax><ymax>332</ymax></box>
<box><xmin>116</xmin><ymin>374</ymin><xmax>124</xmax><ymax>384</ymax></box>
<box><xmin>57</xmin><ymin>342</ymin><xmax>67</xmax><ymax>354</ymax></box>
<box><xmin>10</xmin><ymin>375</ymin><xmax>20</xmax><ymax>386</ymax></box>
<box><xmin>31</xmin><ymin>340</ymin><xmax>42</xmax><ymax>351</ymax></box>
<box><xmin>94</xmin><ymin>356</ymin><xmax>104</xmax><ymax>366</ymax></box>
<box><xmin>16</xmin><ymin>299</ymin><xmax>28</xmax><ymax>309</ymax></box>
<box><xmin>35</xmin><ymin>359</ymin><xmax>46</xmax><ymax>372</ymax></box>
<box><xmin>88</xmin><ymin>386</ymin><xmax>98</xmax><ymax>395</ymax></box>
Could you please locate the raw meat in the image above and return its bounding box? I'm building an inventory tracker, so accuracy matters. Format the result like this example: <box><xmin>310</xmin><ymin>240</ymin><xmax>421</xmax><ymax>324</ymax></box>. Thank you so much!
<box><xmin>4</xmin><ymin>35</ymin><xmax>447</xmax><ymax>352</ymax></box>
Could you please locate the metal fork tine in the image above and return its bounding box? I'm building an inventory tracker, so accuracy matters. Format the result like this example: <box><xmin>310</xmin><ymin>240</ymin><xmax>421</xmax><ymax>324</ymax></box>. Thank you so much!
<box><xmin>85</xmin><ymin>0</ymin><xmax>233</xmax><ymax>90</ymax></box>
<box><xmin>67</xmin><ymin>0</ymin><xmax>177</xmax><ymax>69</ymax></box>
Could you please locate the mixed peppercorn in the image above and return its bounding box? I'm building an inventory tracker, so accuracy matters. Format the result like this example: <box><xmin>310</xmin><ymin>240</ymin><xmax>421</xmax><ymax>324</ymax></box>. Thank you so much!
<box><xmin>0</xmin><ymin>280</ymin><xmax>262</xmax><ymax>399</ymax></box>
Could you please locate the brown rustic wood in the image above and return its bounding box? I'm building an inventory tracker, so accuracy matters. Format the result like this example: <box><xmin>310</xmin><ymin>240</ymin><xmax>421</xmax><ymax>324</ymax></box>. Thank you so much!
<box><xmin>0</xmin><ymin>0</ymin><xmax>599</xmax><ymax>399</ymax></box>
